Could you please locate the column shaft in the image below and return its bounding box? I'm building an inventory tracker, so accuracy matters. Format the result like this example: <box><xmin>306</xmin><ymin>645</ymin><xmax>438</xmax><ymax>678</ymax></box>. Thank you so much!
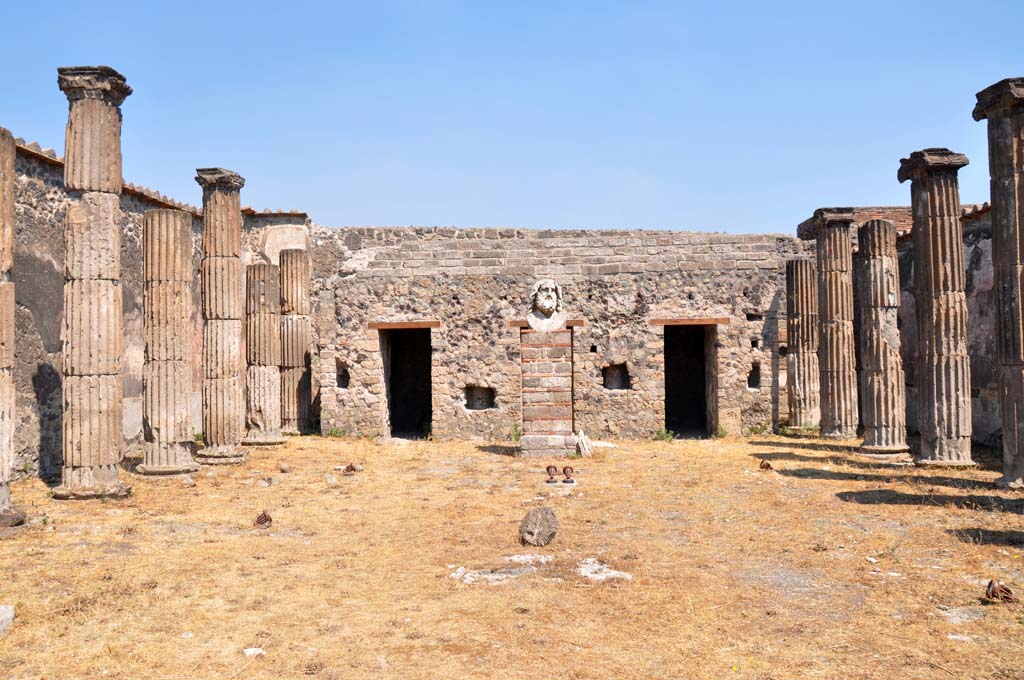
<box><xmin>856</xmin><ymin>219</ymin><xmax>908</xmax><ymax>453</ymax></box>
<box><xmin>54</xmin><ymin>66</ymin><xmax>132</xmax><ymax>499</ymax></box>
<box><xmin>195</xmin><ymin>168</ymin><xmax>246</xmax><ymax>464</ymax></box>
<box><xmin>279</xmin><ymin>249</ymin><xmax>312</xmax><ymax>434</ymax></box>
<box><xmin>898</xmin><ymin>148</ymin><xmax>974</xmax><ymax>464</ymax></box>
<box><xmin>785</xmin><ymin>258</ymin><xmax>820</xmax><ymax>428</ymax></box>
<box><xmin>138</xmin><ymin>209</ymin><xmax>197</xmax><ymax>474</ymax></box>
<box><xmin>0</xmin><ymin>128</ymin><xmax>22</xmax><ymax>523</ymax></box>
<box><xmin>814</xmin><ymin>209</ymin><xmax>858</xmax><ymax>438</ymax></box>
<box><xmin>243</xmin><ymin>264</ymin><xmax>284</xmax><ymax>445</ymax></box>
<box><xmin>975</xmin><ymin>78</ymin><xmax>1024</xmax><ymax>485</ymax></box>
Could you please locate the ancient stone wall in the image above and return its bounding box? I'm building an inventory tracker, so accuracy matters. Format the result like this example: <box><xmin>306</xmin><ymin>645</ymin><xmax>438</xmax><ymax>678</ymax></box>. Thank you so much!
<box><xmin>310</xmin><ymin>227</ymin><xmax>804</xmax><ymax>440</ymax></box>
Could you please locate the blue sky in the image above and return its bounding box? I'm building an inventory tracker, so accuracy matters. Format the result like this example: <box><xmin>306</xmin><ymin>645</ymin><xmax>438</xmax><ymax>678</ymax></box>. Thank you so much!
<box><xmin>1</xmin><ymin>1</ymin><xmax>1020</xmax><ymax>233</ymax></box>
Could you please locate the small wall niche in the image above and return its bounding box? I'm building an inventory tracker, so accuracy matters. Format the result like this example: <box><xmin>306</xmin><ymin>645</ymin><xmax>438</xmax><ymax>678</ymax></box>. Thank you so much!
<box><xmin>747</xmin><ymin>362</ymin><xmax>761</xmax><ymax>389</ymax></box>
<box><xmin>336</xmin><ymin>359</ymin><xmax>350</xmax><ymax>389</ymax></box>
<box><xmin>745</xmin><ymin>312</ymin><xmax>763</xmax><ymax>322</ymax></box>
<box><xmin>750</xmin><ymin>337</ymin><xmax>760</xmax><ymax>349</ymax></box>
<box><xmin>602</xmin><ymin>363</ymin><xmax>631</xmax><ymax>390</ymax></box>
<box><xmin>778</xmin><ymin>345</ymin><xmax>788</xmax><ymax>357</ymax></box>
<box><xmin>464</xmin><ymin>385</ymin><xmax>496</xmax><ymax>410</ymax></box>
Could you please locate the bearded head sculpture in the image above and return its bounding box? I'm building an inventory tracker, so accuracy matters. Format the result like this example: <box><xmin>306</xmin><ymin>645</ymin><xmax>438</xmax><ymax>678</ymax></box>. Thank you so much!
<box><xmin>526</xmin><ymin>278</ymin><xmax>566</xmax><ymax>332</ymax></box>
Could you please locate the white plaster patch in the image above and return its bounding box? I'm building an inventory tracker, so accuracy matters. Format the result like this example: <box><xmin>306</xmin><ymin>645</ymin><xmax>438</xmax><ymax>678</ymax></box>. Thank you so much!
<box><xmin>576</xmin><ymin>557</ymin><xmax>632</xmax><ymax>582</ymax></box>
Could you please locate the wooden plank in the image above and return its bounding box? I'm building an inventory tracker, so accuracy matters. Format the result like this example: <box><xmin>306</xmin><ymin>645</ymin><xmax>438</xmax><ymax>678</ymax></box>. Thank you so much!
<box><xmin>648</xmin><ymin>317</ymin><xmax>731</xmax><ymax>326</ymax></box>
<box><xmin>367</xmin><ymin>320</ymin><xmax>441</xmax><ymax>330</ymax></box>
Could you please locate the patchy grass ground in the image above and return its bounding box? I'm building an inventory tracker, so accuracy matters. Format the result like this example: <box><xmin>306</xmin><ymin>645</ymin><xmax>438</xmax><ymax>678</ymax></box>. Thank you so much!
<box><xmin>1</xmin><ymin>434</ymin><xmax>1023</xmax><ymax>679</ymax></box>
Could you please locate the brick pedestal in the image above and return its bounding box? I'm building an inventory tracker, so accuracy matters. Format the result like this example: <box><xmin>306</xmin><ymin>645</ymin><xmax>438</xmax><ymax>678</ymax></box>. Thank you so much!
<box><xmin>519</xmin><ymin>328</ymin><xmax>574</xmax><ymax>457</ymax></box>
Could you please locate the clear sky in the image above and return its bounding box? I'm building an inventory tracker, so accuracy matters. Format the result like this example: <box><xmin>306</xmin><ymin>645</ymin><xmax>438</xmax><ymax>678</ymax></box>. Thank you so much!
<box><xmin>1</xmin><ymin>1</ymin><xmax>1020</xmax><ymax>233</ymax></box>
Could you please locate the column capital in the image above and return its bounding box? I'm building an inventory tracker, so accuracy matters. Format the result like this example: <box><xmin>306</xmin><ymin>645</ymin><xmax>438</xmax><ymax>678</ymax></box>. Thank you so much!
<box><xmin>195</xmin><ymin>168</ymin><xmax>246</xmax><ymax>191</ymax></box>
<box><xmin>973</xmin><ymin>77</ymin><xmax>1024</xmax><ymax>121</ymax></box>
<box><xmin>57</xmin><ymin>66</ymin><xmax>132</xmax><ymax>106</ymax></box>
<box><xmin>898</xmin><ymin>148</ymin><xmax>969</xmax><ymax>183</ymax></box>
<box><xmin>813</xmin><ymin>207</ymin><xmax>855</xmax><ymax>229</ymax></box>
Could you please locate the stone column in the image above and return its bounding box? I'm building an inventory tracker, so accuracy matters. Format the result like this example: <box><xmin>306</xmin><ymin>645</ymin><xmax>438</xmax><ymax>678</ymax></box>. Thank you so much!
<box><xmin>137</xmin><ymin>209</ymin><xmax>198</xmax><ymax>474</ymax></box>
<box><xmin>856</xmin><ymin>219</ymin><xmax>909</xmax><ymax>454</ymax></box>
<box><xmin>279</xmin><ymin>249</ymin><xmax>311</xmax><ymax>434</ymax></box>
<box><xmin>814</xmin><ymin>208</ymin><xmax>858</xmax><ymax>438</ymax></box>
<box><xmin>898</xmin><ymin>148</ymin><xmax>974</xmax><ymax>465</ymax></box>
<box><xmin>785</xmin><ymin>257</ymin><xmax>820</xmax><ymax>429</ymax></box>
<box><xmin>54</xmin><ymin>67</ymin><xmax>132</xmax><ymax>499</ymax></box>
<box><xmin>195</xmin><ymin>168</ymin><xmax>245</xmax><ymax>464</ymax></box>
<box><xmin>244</xmin><ymin>263</ymin><xmax>285</xmax><ymax>445</ymax></box>
<box><xmin>0</xmin><ymin>128</ymin><xmax>23</xmax><ymax>524</ymax></box>
<box><xmin>974</xmin><ymin>78</ymin><xmax>1024</xmax><ymax>485</ymax></box>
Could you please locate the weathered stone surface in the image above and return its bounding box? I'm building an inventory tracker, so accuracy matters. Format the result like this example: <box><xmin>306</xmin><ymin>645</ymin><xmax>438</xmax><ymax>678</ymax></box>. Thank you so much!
<box><xmin>280</xmin><ymin>315</ymin><xmax>311</xmax><ymax>368</ymax></box>
<box><xmin>246</xmin><ymin>263</ymin><xmax>281</xmax><ymax>314</ymax></box>
<box><xmin>575</xmin><ymin>430</ymin><xmax>592</xmax><ymax>457</ymax></box>
<box><xmin>814</xmin><ymin>209</ymin><xmax>858</xmax><ymax>438</ymax></box>
<box><xmin>975</xmin><ymin>78</ymin><xmax>1024</xmax><ymax>486</ymax></box>
<box><xmin>143</xmin><ymin>282</ymin><xmax>191</xmax><ymax>362</ymax></box>
<box><xmin>201</xmin><ymin>257</ymin><xmax>243</xmax><ymax>320</ymax></box>
<box><xmin>139</xmin><ymin>360</ymin><xmax>197</xmax><ymax>475</ymax></box>
<box><xmin>856</xmin><ymin>219</ymin><xmax>907</xmax><ymax>453</ymax></box>
<box><xmin>246</xmin><ymin>314</ymin><xmax>280</xmax><ymax>366</ymax></box>
<box><xmin>64</xmin><ymin>192</ymin><xmax>120</xmax><ymax>279</ymax></box>
<box><xmin>899</xmin><ymin>148</ymin><xmax>974</xmax><ymax>464</ymax></box>
<box><xmin>280</xmin><ymin>366</ymin><xmax>311</xmax><ymax>434</ymax></box>
<box><xmin>60</xmin><ymin>374</ymin><xmax>123</xmax><ymax>468</ymax></box>
<box><xmin>61</xmin><ymin>279</ymin><xmax>123</xmax><ymax>376</ymax></box>
<box><xmin>279</xmin><ymin>249</ymin><xmax>310</xmax><ymax>315</ymax></box>
<box><xmin>0</xmin><ymin>128</ymin><xmax>13</xmax><ymax>274</ymax></box>
<box><xmin>0</xmin><ymin>284</ymin><xmax>13</xmax><ymax>370</ymax></box>
<box><xmin>203</xmin><ymin>320</ymin><xmax>243</xmax><ymax>379</ymax></box>
<box><xmin>785</xmin><ymin>258</ymin><xmax>819</xmax><ymax>428</ymax></box>
<box><xmin>200</xmin><ymin>376</ymin><xmax>244</xmax><ymax>451</ymax></box>
<box><xmin>0</xmin><ymin>372</ymin><xmax>13</xmax><ymax>514</ymax></box>
<box><xmin>58</xmin><ymin>66</ymin><xmax>130</xmax><ymax>194</ymax></box>
<box><xmin>519</xmin><ymin>506</ymin><xmax>558</xmax><ymax>546</ymax></box>
<box><xmin>143</xmin><ymin>209</ymin><xmax>192</xmax><ymax>282</ymax></box>
<box><xmin>195</xmin><ymin>168</ymin><xmax>244</xmax><ymax>258</ymax></box>
<box><xmin>244</xmin><ymin>365</ymin><xmax>283</xmax><ymax>445</ymax></box>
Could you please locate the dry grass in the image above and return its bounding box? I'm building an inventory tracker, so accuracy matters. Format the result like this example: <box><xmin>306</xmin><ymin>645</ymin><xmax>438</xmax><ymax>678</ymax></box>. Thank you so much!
<box><xmin>1</xmin><ymin>434</ymin><xmax>1023</xmax><ymax>679</ymax></box>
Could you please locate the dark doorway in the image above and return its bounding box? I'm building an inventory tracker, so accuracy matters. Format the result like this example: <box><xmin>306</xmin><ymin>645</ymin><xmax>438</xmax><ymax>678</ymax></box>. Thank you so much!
<box><xmin>380</xmin><ymin>328</ymin><xmax>432</xmax><ymax>437</ymax></box>
<box><xmin>664</xmin><ymin>325</ymin><xmax>708</xmax><ymax>437</ymax></box>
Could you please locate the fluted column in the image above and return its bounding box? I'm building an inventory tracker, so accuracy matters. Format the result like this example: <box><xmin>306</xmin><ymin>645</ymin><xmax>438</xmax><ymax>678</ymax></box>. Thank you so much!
<box><xmin>244</xmin><ymin>263</ymin><xmax>284</xmax><ymax>445</ymax></box>
<box><xmin>857</xmin><ymin>220</ymin><xmax>908</xmax><ymax>454</ymax></box>
<box><xmin>898</xmin><ymin>148</ymin><xmax>974</xmax><ymax>465</ymax></box>
<box><xmin>137</xmin><ymin>209</ymin><xmax>198</xmax><ymax>474</ymax></box>
<box><xmin>196</xmin><ymin>168</ymin><xmax>245</xmax><ymax>464</ymax></box>
<box><xmin>0</xmin><ymin>128</ymin><xmax>22</xmax><ymax>524</ymax></box>
<box><xmin>785</xmin><ymin>257</ymin><xmax>820</xmax><ymax>429</ymax></box>
<box><xmin>814</xmin><ymin>208</ymin><xmax>858</xmax><ymax>438</ymax></box>
<box><xmin>54</xmin><ymin>66</ymin><xmax>132</xmax><ymax>499</ymax></box>
<box><xmin>975</xmin><ymin>78</ymin><xmax>1024</xmax><ymax>486</ymax></box>
<box><xmin>279</xmin><ymin>249</ymin><xmax>312</xmax><ymax>434</ymax></box>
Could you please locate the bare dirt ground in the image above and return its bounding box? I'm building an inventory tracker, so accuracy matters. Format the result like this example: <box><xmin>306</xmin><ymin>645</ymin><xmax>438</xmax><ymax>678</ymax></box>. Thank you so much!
<box><xmin>1</xmin><ymin>434</ymin><xmax>1023</xmax><ymax>679</ymax></box>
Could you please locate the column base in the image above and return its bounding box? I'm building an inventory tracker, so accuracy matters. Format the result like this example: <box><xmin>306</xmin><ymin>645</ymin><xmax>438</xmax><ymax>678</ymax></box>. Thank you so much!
<box><xmin>194</xmin><ymin>446</ymin><xmax>245</xmax><ymax>465</ymax></box>
<box><xmin>819</xmin><ymin>430</ymin><xmax>858</xmax><ymax>440</ymax></box>
<box><xmin>913</xmin><ymin>458</ymin><xmax>977</xmax><ymax>468</ymax></box>
<box><xmin>135</xmin><ymin>462</ymin><xmax>200</xmax><ymax>476</ymax></box>
<box><xmin>242</xmin><ymin>432</ymin><xmax>287</xmax><ymax>446</ymax></box>
<box><xmin>52</xmin><ymin>481</ymin><xmax>132</xmax><ymax>500</ymax></box>
<box><xmin>856</xmin><ymin>448</ymin><xmax>912</xmax><ymax>463</ymax></box>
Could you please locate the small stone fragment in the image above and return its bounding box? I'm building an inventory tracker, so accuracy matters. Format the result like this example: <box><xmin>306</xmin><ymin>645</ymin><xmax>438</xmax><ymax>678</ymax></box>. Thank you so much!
<box><xmin>243</xmin><ymin>647</ymin><xmax>266</xmax><ymax>657</ymax></box>
<box><xmin>180</xmin><ymin>476</ymin><xmax>196</xmax><ymax>488</ymax></box>
<box><xmin>279</xmin><ymin>463</ymin><xmax>292</xmax><ymax>474</ymax></box>
<box><xmin>519</xmin><ymin>506</ymin><xmax>558</xmax><ymax>547</ymax></box>
<box><xmin>575</xmin><ymin>430</ymin><xmax>592</xmax><ymax>457</ymax></box>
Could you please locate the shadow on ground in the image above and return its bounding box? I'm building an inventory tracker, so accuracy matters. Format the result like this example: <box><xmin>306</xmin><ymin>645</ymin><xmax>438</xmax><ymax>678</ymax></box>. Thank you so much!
<box><xmin>836</xmin><ymin>489</ymin><xmax>1024</xmax><ymax>513</ymax></box>
<box><xmin>770</xmin><ymin>465</ymin><xmax>993</xmax><ymax>491</ymax></box>
<box><xmin>947</xmin><ymin>527</ymin><xmax>1024</xmax><ymax>546</ymax></box>
<box><xmin>477</xmin><ymin>444</ymin><xmax>518</xmax><ymax>456</ymax></box>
